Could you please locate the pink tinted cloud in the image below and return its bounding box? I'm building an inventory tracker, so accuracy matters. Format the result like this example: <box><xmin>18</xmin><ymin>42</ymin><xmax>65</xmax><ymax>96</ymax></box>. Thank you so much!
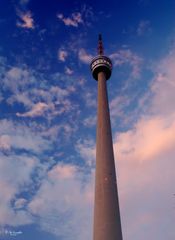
<box><xmin>78</xmin><ymin>48</ymin><xmax>93</xmax><ymax>64</ymax></box>
<box><xmin>0</xmin><ymin>135</ymin><xmax>11</xmax><ymax>151</ymax></box>
<box><xmin>16</xmin><ymin>102</ymin><xmax>49</xmax><ymax>118</ymax></box>
<box><xmin>65</xmin><ymin>66</ymin><xmax>73</xmax><ymax>75</ymax></box>
<box><xmin>48</xmin><ymin>164</ymin><xmax>76</xmax><ymax>180</ymax></box>
<box><xmin>16</xmin><ymin>11</ymin><xmax>35</xmax><ymax>29</ymax></box>
<box><xmin>57</xmin><ymin>12</ymin><xmax>83</xmax><ymax>27</ymax></box>
<box><xmin>115</xmin><ymin>115</ymin><xmax>175</xmax><ymax>163</ymax></box>
<box><xmin>111</xmin><ymin>48</ymin><xmax>175</xmax><ymax>240</ymax></box>
<box><xmin>58</xmin><ymin>49</ymin><xmax>68</xmax><ymax>61</ymax></box>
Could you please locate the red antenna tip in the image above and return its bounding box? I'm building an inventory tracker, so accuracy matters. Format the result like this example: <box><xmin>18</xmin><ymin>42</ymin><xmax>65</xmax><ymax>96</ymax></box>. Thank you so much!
<box><xmin>98</xmin><ymin>34</ymin><xmax>104</xmax><ymax>55</ymax></box>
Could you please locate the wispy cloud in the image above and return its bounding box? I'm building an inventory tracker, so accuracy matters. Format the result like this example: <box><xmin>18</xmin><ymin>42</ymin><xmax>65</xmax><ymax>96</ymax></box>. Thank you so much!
<box><xmin>110</xmin><ymin>49</ymin><xmax>143</xmax><ymax>78</ymax></box>
<box><xmin>75</xmin><ymin>139</ymin><xmax>95</xmax><ymax>167</ymax></box>
<box><xmin>57</xmin><ymin>12</ymin><xmax>83</xmax><ymax>27</ymax></box>
<box><xmin>112</xmin><ymin>47</ymin><xmax>175</xmax><ymax>239</ymax></box>
<box><xmin>58</xmin><ymin>49</ymin><xmax>68</xmax><ymax>62</ymax></box>
<box><xmin>113</xmin><ymin>48</ymin><xmax>175</xmax><ymax>162</ymax></box>
<box><xmin>0</xmin><ymin>55</ymin><xmax>89</xmax><ymax>235</ymax></box>
<box><xmin>65</xmin><ymin>66</ymin><xmax>73</xmax><ymax>75</ymax></box>
<box><xmin>48</xmin><ymin>164</ymin><xmax>76</xmax><ymax>180</ymax></box>
<box><xmin>83</xmin><ymin>115</ymin><xmax>96</xmax><ymax>127</ymax></box>
<box><xmin>2</xmin><ymin>65</ymin><xmax>77</xmax><ymax>120</ymax></box>
<box><xmin>0</xmin><ymin>119</ymin><xmax>50</xmax><ymax>153</ymax></box>
<box><xmin>14</xmin><ymin>198</ymin><xmax>28</xmax><ymax>210</ymax></box>
<box><xmin>28</xmin><ymin>163</ymin><xmax>94</xmax><ymax>240</ymax></box>
<box><xmin>16</xmin><ymin>102</ymin><xmax>50</xmax><ymax>117</ymax></box>
<box><xmin>0</xmin><ymin>152</ymin><xmax>43</xmax><ymax>226</ymax></box>
<box><xmin>4</xmin><ymin>67</ymin><xmax>30</xmax><ymax>93</ymax></box>
<box><xmin>78</xmin><ymin>48</ymin><xmax>93</xmax><ymax>64</ymax></box>
<box><xmin>16</xmin><ymin>10</ymin><xmax>35</xmax><ymax>29</ymax></box>
<box><xmin>110</xmin><ymin>95</ymin><xmax>131</xmax><ymax>118</ymax></box>
<box><xmin>150</xmin><ymin>50</ymin><xmax>175</xmax><ymax>117</ymax></box>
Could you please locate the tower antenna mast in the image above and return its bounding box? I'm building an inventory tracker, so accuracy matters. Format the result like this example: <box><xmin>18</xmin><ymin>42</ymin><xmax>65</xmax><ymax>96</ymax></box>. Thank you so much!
<box><xmin>98</xmin><ymin>33</ymin><xmax>104</xmax><ymax>55</ymax></box>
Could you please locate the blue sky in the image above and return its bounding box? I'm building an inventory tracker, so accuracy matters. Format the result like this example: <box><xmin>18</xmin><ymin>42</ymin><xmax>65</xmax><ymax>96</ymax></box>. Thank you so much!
<box><xmin>0</xmin><ymin>0</ymin><xmax>175</xmax><ymax>239</ymax></box>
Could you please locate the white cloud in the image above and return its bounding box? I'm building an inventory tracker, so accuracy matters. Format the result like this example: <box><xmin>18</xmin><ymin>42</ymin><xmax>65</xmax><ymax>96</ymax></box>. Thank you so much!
<box><xmin>7</xmin><ymin>92</ymin><xmax>33</xmax><ymax>107</ymax></box>
<box><xmin>31</xmin><ymin>86</ymin><xmax>74</xmax><ymax>105</ymax></box>
<box><xmin>4</xmin><ymin>67</ymin><xmax>30</xmax><ymax>93</ymax></box>
<box><xmin>0</xmin><ymin>135</ymin><xmax>11</xmax><ymax>151</ymax></box>
<box><xmin>78</xmin><ymin>48</ymin><xmax>93</xmax><ymax>64</ymax></box>
<box><xmin>41</xmin><ymin>122</ymin><xmax>77</xmax><ymax>143</ymax></box>
<box><xmin>16</xmin><ymin>10</ymin><xmax>35</xmax><ymax>29</ymax></box>
<box><xmin>0</xmin><ymin>153</ymin><xmax>40</xmax><ymax>226</ymax></box>
<box><xmin>58</xmin><ymin>49</ymin><xmax>68</xmax><ymax>62</ymax></box>
<box><xmin>82</xmin><ymin>90</ymin><xmax>96</xmax><ymax>108</ymax></box>
<box><xmin>2</xmin><ymin>66</ymin><xmax>77</xmax><ymax>119</ymax></box>
<box><xmin>110</xmin><ymin>95</ymin><xmax>131</xmax><ymax>120</ymax></box>
<box><xmin>83</xmin><ymin>115</ymin><xmax>96</xmax><ymax>127</ymax></box>
<box><xmin>65</xmin><ymin>66</ymin><xmax>73</xmax><ymax>75</ymax></box>
<box><xmin>57</xmin><ymin>12</ymin><xmax>83</xmax><ymax>27</ymax></box>
<box><xmin>75</xmin><ymin>139</ymin><xmax>95</xmax><ymax>166</ymax></box>
<box><xmin>28</xmin><ymin>163</ymin><xmax>94</xmax><ymax>240</ymax></box>
<box><xmin>0</xmin><ymin>119</ymin><xmax>53</xmax><ymax>227</ymax></box>
<box><xmin>14</xmin><ymin>198</ymin><xmax>28</xmax><ymax>210</ymax></box>
<box><xmin>48</xmin><ymin>164</ymin><xmax>76</xmax><ymax>180</ymax></box>
<box><xmin>16</xmin><ymin>102</ymin><xmax>50</xmax><ymax>117</ymax></box>
<box><xmin>0</xmin><ymin>119</ymin><xmax>50</xmax><ymax>153</ymax></box>
<box><xmin>110</xmin><ymin>49</ymin><xmax>143</xmax><ymax>79</ymax></box>
<box><xmin>0</xmin><ymin>56</ymin><xmax>87</xmax><ymax>237</ymax></box>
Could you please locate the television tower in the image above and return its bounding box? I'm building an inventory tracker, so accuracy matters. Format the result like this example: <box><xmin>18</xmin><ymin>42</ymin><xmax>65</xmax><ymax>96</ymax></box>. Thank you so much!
<box><xmin>90</xmin><ymin>34</ymin><xmax>123</xmax><ymax>240</ymax></box>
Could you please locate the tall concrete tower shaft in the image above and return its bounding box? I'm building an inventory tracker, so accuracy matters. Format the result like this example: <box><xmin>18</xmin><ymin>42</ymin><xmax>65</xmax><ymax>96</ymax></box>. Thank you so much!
<box><xmin>90</xmin><ymin>35</ymin><xmax>123</xmax><ymax>240</ymax></box>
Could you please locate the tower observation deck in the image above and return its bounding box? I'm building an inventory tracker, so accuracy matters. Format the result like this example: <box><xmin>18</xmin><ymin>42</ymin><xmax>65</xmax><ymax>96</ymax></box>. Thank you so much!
<box><xmin>90</xmin><ymin>35</ymin><xmax>123</xmax><ymax>240</ymax></box>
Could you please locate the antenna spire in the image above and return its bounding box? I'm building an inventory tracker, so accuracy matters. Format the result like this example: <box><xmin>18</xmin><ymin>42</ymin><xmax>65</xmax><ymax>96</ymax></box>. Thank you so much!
<box><xmin>98</xmin><ymin>33</ymin><xmax>104</xmax><ymax>55</ymax></box>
